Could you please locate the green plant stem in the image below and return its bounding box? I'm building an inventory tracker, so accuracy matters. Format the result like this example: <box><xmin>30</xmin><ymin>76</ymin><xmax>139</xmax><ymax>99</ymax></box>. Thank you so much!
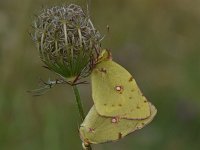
<box><xmin>72</xmin><ymin>85</ymin><xmax>85</xmax><ymax>121</ymax></box>
<box><xmin>72</xmin><ymin>85</ymin><xmax>92</xmax><ymax>150</ymax></box>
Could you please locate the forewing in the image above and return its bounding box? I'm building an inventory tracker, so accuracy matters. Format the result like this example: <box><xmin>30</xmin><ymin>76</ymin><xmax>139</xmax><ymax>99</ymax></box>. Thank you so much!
<box><xmin>92</xmin><ymin>60</ymin><xmax>151</xmax><ymax>119</ymax></box>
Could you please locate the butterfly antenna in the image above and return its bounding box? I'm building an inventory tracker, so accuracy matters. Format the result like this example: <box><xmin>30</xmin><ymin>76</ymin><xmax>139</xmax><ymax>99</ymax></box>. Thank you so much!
<box><xmin>100</xmin><ymin>25</ymin><xmax>110</xmax><ymax>42</ymax></box>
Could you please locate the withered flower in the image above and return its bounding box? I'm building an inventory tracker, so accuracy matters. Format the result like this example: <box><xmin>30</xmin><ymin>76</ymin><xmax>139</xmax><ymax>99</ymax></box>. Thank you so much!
<box><xmin>31</xmin><ymin>4</ymin><xmax>101</xmax><ymax>84</ymax></box>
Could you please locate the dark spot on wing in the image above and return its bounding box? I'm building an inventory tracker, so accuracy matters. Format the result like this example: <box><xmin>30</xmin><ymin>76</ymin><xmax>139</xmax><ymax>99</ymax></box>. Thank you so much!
<box><xmin>129</xmin><ymin>77</ymin><xmax>133</xmax><ymax>82</ymax></box>
<box><xmin>118</xmin><ymin>132</ymin><xmax>122</xmax><ymax>139</ymax></box>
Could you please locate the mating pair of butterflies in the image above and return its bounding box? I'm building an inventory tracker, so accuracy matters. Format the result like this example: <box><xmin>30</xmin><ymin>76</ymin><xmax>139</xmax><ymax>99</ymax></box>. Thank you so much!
<box><xmin>79</xmin><ymin>50</ymin><xmax>157</xmax><ymax>146</ymax></box>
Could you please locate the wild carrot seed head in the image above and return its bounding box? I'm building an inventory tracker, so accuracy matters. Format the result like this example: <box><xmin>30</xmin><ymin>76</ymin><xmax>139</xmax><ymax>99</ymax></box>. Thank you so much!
<box><xmin>31</xmin><ymin>4</ymin><xmax>102</xmax><ymax>83</ymax></box>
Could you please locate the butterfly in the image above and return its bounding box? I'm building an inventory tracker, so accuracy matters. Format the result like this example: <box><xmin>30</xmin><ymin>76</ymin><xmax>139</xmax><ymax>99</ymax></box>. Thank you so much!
<box><xmin>80</xmin><ymin>49</ymin><xmax>157</xmax><ymax>145</ymax></box>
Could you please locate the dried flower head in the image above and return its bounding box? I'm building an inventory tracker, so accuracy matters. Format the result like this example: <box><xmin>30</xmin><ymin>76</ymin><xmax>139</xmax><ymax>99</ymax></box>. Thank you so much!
<box><xmin>31</xmin><ymin>4</ymin><xmax>102</xmax><ymax>84</ymax></box>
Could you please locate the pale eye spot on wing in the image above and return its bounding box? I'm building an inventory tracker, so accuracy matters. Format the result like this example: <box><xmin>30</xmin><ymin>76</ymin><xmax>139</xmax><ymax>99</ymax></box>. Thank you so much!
<box><xmin>129</xmin><ymin>96</ymin><xmax>132</xmax><ymax>99</ymax></box>
<box><xmin>115</xmin><ymin>85</ymin><xmax>124</xmax><ymax>94</ymax></box>
<box><xmin>104</xmin><ymin>103</ymin><xmax>107</xmax><ymax>106</ymax></box>
<box><xmin>111</xmin><ymin>117</ymin><xmax>119</xmax><ymax>123</ymax></box>
<box><xmin>118</xmin><ymin>104</ymin><xmax>122</xmax><ymax>107</ymax></box>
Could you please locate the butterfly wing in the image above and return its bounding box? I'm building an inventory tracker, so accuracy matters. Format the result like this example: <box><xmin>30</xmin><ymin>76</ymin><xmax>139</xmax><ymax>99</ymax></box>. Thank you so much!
<box><xmin>80</xmin><ymin>102</ymin><xmax>157</xmax><ymax>144</ymax></box>
<box><xmin>92</xmin><ymin>58</ymin><xmax>151</xmax><ymax>119</ymax></box>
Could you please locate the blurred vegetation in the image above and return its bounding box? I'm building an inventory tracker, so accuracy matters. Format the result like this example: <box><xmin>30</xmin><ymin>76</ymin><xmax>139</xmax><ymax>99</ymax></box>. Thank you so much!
<box><xmin>0</xmin><ymin>0</ymin><xmax>200</xmax><ymax>150</ymax></box>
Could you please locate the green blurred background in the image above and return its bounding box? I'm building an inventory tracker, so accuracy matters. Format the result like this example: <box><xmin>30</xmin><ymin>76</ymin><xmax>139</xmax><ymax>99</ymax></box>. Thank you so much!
<box><xmin>1</xmin><ymin>0</ymin><xmax>200</xmax><ymax>149</ymax></box>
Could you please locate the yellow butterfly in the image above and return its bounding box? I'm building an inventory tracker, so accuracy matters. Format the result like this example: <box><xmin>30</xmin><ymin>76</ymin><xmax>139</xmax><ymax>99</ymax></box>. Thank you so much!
<box><xmin>80</xmin><ymin>49</ymin><xmax>157</xmax><ymax>145</ymax></box>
